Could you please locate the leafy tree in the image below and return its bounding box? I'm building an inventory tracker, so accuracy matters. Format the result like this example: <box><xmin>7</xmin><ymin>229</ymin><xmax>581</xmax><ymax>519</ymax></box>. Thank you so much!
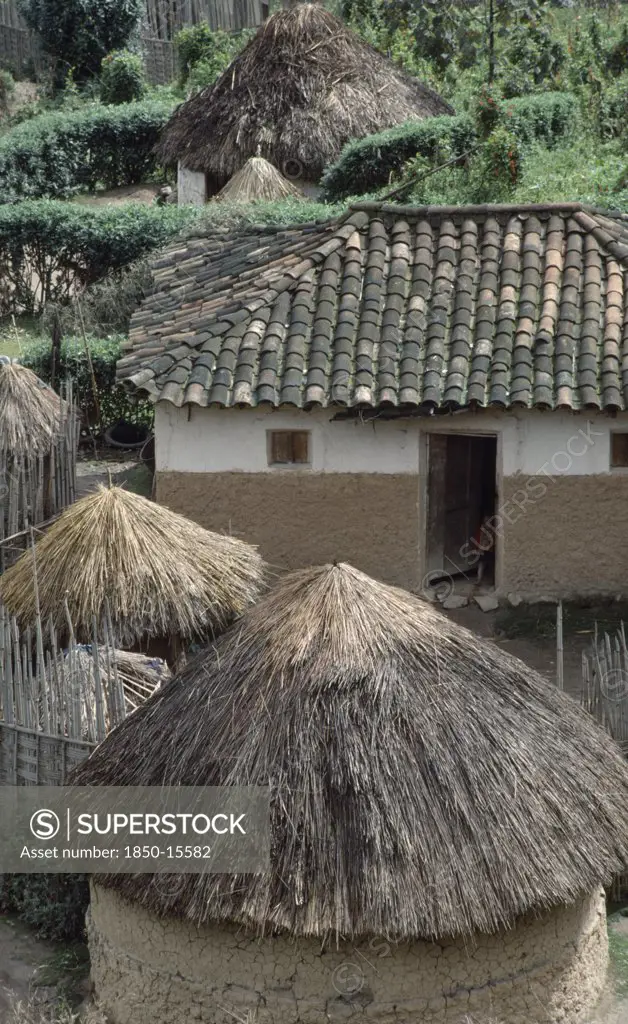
<box><xmin>378</xmin><ymin>0</ymin><xmax>553</xmax><ymax>81</ymax></box>
<box><xmin>17</xmin><ymin>0</ymin><xmax>143</xmax><ymax>88</ymax></box>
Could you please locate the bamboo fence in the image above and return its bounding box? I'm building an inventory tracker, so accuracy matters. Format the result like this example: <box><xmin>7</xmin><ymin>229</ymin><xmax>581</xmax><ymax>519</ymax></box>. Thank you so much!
<box><xmin>0</xmin><ymin>380</ymin><xmax>78</xmax><ymax>573</ymax></box>
<box><xmin>579</xmin><ymin>621</ymin><xmax>628</xmax><ymax>901</ymax></box>
<box><xmin>0</xmin><ymin>604</ymin><xmax>167</xmax><ymax>785</ymax></box>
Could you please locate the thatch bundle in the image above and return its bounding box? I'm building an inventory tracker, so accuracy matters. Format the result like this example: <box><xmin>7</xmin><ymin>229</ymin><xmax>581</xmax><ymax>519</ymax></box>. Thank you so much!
<box><xmin>74</xmin><ymin>563</ymin><xmax>628</xmax><ymax>941</ymax></box>
<box><xmin>213</xmin><ymin>156</ymin><xmax>302</xmax><ymax>203</ymax></box>
<box><xmin>0</xmin><ymin>485</ymin><xmax>265</xmax><ymax>648</ymax></box>
<box><xmin>0</xmin><ymin>362</ymin><xmax>66</xmax><ymax>457</ymax></box>
<box><xmin>157</xmin><ymin>3</ymin><xmax>453</xmax><ymax>183</ymax></box>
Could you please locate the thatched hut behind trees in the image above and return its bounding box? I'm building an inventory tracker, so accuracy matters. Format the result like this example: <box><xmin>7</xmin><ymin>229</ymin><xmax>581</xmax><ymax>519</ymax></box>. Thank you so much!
<box><xmin>158</xmin><ymin>2</ymin><xmax>454</xmax><ymax>204</ymax></box>
<box><xmin>0</xmin><ymin>360</ymin><xmax>77</xmax><ymax>571</ymax></box>
<box><xmin>0</xmin><ymin>484</ymin><xmax>265</xmax><ymax>663</ymax></box>
<box><xmin>76</xmin><ymin>562</ymin><xmax>628</xmax><ymax>1024</ymax></box>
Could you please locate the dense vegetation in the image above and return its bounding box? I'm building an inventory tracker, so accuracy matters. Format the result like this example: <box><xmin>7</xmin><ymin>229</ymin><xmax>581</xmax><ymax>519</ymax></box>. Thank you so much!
<box><xmin>1</xmin><ymin>0</ymin><xmax>628</xmax><ymax>417</ymax></box>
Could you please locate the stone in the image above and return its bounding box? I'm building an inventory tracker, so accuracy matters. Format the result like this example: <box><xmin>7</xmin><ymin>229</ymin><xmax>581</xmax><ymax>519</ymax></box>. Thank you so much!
<box><xmin>441</xmin><ymin>595</ymin><xmax>469</xmax><ymax>610</ymax></box>
<box><xmin>474</xmin><ymin>594</ymin><xmax>500</xmax><ymax>612</ymax></box>
<box><xmin>508</xmin><ymin>593</ymin><xmax>523</xmax><ymax>607</ymax></box>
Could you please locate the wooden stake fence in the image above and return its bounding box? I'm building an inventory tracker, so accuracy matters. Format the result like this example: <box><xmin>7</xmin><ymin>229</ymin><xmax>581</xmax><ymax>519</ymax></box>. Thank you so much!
<box><xmin>0</xmin><ymin>605</ymin><xmax>167</xmax><ymax>785</ymax></box>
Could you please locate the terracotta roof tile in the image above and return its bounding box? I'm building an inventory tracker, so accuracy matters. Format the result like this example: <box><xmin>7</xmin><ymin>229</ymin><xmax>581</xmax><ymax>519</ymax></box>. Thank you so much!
<box><xmin>121</xmin><ymin>203</ymin><xmax>628</xmax><ymax>412</ymax></box>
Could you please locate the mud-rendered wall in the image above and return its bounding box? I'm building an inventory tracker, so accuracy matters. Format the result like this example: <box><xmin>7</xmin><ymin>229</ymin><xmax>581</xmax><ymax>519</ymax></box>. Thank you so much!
<box><xmin>88</xmin><ymin>885</ymin><xmax>608</xmax><ymax>1024</ymax></box>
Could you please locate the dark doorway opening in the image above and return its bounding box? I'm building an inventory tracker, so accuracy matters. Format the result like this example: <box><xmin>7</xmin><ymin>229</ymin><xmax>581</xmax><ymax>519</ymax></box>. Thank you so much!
<box><xmin>425</xmin><ymin>434</ymin><xmax>498</xmax><ymax>586</ymax></box>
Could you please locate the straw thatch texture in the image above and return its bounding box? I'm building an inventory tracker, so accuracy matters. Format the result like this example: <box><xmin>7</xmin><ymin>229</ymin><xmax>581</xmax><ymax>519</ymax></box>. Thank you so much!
<box><xmin>213</xmin><ymin>156</ymin><xmax>302</xmax><ymax>203</ymax></box>
<box><xmin>0</xmin><ymin>485</ymin><xmax>265</xmax><ymax>647</ymax></box>
<box><xmin>0</xmin><ymin>362</ymin><xmax>67</xmax><ymax>457</ymax></box>
<box><xmin>157</xmin><ymin>3</ymin><xmax>454</xmax><ymax>182</ymax></box>
<box><xmin>74</xmin><ymin>563</ymin><xmax>628</xmax><ymax>941</ymax></box>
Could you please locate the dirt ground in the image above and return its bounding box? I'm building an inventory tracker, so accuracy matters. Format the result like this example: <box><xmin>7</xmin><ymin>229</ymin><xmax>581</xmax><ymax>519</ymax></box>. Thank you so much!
<box><xmin>444</xmin><ymin>602</ymin><xmax>590</xmax><ymax>698</ymax></box>
<box><xmin>72</xmin><ymin>183</ymin><xmax>161</xmax><ymax>207</ymax></box>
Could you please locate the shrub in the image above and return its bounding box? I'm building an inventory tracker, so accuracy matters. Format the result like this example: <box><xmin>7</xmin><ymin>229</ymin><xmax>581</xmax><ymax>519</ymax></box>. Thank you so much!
<box><xmin>320</xmin><ymin>114</ymin><xmax>477</xmax><ymax>201</ymax></box>
<box><xmin>17</xmin><ymin>0</ymin><xmax>143</xmax><ymax>88</ymax></box>
<box><xmin>0</xmin><ymin>199</ymin><xmax>197</xmax><ymax>314</ymax></box>
<box><xmin>0</xmin><ymin>99</ymin><xmax>173</xmax><ymax>202</ymax></box>
<box><xmin>475</xmin><ymin>83</ymin><xmax>503</xmax><ymax>137</ymax></box>
<box><xmin>47</xmin><ymin>258</ymin><xmax>153</xmax><ymax>335</ymax></box>
<box><xmin>606</xmin><ymin>22</ymin><xmax>628</xmax><ymax>77</ymax></box>
<box><xmin>100</xmin><ymin>49</ymin><xmax>146</xmax><ymax>105</ymax></box>
<box><xmin>174</xmin><ymin>23</ymin><xmax>249</xmax><ymax>87</ymax></box>
<box><xmin>498</xmin><ymin>92</ymin><xmax>579</xmax><ymax>147</ymax></box>
<box><xmin>21</xmin><ymin>333</ymin><xmax>154</xmax><ymax>430</ymax></box>
<box><xmin>320</xmin><ymin>92</ymin><xmax>578</xmax><ymax>201</ymax></box>
<box><xmin>598</xmin><ymin>71</ymin><xmax>628</xmax><ymax>138</ymax></box>
<box><xmin>0</xmin><ymin>69</ymin><xmax>15</xmax><ymax>117</ymax></box>
<box><xmin>0</xmin><ymin>873</ymin><xmax>89</xmax><ymax>942</ymax></box>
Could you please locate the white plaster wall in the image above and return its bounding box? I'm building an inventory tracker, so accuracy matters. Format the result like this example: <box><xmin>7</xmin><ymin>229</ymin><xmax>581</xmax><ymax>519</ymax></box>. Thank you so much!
<box><xmin>155</xmin><ymin>403</ymin><xmax>628</xmax><ymax>478</ymax></box>
<box><xmin>177</xmin><ymin>164</ymin><xmax>206</xmax><ymax>206</ymax></box>
<box><xmin>155</xmin><ymin>405</ymin><xmax>419</xmax><ymax>474</ymax></box>
<box><xmin>88</xmin><ymin>885</ymin><xmax>608</xmax><ymax>1024</ymax></box>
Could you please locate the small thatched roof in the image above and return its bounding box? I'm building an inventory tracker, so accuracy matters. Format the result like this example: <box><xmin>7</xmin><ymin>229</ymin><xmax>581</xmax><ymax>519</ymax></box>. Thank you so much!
<box><xmin>0</xmin><ymin>361</ymin><xmax>67</xmax><ymax>458</ymax></box>
<box><xmin>74</xmin><ymin>563</ymin><xmax>628</xmax><ymax>941</ymax></box>
<box><xmin>213</xmin><ymin>156</ymin><xmax>302</xmax><ymax>204</ymax></box>
<box><xmin>0</xmin><ymin>485</ymin><xmax>265</xmax><ymax>647</ymax></box>
<box><xmin>157</xmin><ymin>3</ymin><xmax>453</xmax><ymax>183</ymax></box>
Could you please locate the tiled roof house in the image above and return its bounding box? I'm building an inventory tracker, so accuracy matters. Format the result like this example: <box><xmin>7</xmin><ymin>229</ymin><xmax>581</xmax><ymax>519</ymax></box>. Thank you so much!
<box><xmin>120</xmin><ymin>202</ymin><xmax>628</xmax><ymax>600</ymax></box>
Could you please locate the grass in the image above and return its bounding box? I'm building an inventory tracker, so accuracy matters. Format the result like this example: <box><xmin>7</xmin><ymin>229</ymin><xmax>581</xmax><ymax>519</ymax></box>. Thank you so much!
<box><xmin>33</xmin><ymin>945</ymin><xmax>90</xmax><ymax>1006</ymax></box>
<box><xmin>6</xmin><ymin>999</ymin><xmax>106</xmax><ymax>1024</ymax></box>
<box><xmin>512</xmin><ymin>137</ymin><xmax>628</xmax><ymax>208</ymax></box>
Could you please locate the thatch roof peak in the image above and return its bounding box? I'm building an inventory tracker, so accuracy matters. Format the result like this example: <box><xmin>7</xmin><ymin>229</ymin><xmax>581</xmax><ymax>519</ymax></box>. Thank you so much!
<box><xmin>156</xmin><ymin>3</ymin><xmax>453</xmax><ymax>182</ymax></box>
<box><xmin>73</xmin><ymin>562</ymin><xmax>628</xmax><ymax>940</ymax></box>
<box><xmin>0</xmin><ymin>485</ymin><xmax>265</xmax><ymax>646</ymax></box>
<box><xmin>0</xmin><ymin>362</ymin><xmax>67</xmax><ymax>458</ymax></box>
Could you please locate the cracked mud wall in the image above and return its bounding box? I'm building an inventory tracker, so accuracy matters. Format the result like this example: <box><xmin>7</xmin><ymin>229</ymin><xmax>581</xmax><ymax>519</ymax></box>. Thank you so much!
<box><xmin>88</xmin><ymin>885</ymin><xmax>608</xmax><ymax>1024</ymax></box>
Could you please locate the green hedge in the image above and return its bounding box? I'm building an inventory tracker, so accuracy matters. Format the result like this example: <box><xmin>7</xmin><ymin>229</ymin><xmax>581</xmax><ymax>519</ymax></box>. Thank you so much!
<box><xmin>320</xmin><ymin>114</ymin><xmax>476</xmax><ymax>202</ymax></box>
<box><xmin>0</xmin><ymin>199</ymin><xmax>197</xmax><ymax>315</ymax></box>
<box><xmin>22</xmin><ymin>334</ymin><xmax>154</xmax><ymax>431</ymax></box>
<box><xmin>0</xmin><ymin>873</ymin><xmax>89</xmax><ymax>942</ymax></box>
<box><xmin>0</xmin><ymin>99</ymin><xmax>173</xmax><ymax>203</ymax></box>
<box><xmin>320</xmin><ymin>92</ymin><xmax>579</xmax><ymax>201</ymax></box>
<box><xmin>498</xmin><ymin>92</ymin><xmax>579</xmax><ymax>147</ymax></box>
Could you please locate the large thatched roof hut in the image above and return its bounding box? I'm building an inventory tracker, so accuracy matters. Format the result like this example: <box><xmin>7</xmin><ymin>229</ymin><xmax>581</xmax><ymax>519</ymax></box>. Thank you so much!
<box><xmin>159</xmin><ymin>3</ymin><xmax>453</xmax><ymax>203</ymax></box>
<box><xmin>76</xmin><ymin>563</ymin><xmax>628</xmax><ymax>1024</ymax></box>
<box><xmin>0</xmin><ymin>485</ymin><xmax>265</xmax><ymax>658</ymax></box>
<box><xmin>0</xmin><ymin>361</ymin><xmax>77</xmax><ymax>570</ymax></box>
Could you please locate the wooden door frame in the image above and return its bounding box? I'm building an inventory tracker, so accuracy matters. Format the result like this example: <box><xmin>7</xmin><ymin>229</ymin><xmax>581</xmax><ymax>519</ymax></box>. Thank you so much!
<box><xmin>419</xmin><ymin>426</ymin><xmax>503</xmax><ymax>592</ymax></box>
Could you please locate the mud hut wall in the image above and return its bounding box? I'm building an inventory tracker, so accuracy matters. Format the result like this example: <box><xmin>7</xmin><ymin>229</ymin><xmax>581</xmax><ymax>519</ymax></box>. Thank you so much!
<box><xmin>88</xmin><ymin>885</ymin><xmax>608</xmax><ymax>1024</ymax></box>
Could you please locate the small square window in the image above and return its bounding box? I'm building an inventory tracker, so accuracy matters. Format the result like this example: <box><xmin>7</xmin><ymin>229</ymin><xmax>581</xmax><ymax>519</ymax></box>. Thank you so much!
<box><xmin>611</xmin><ymin>433</ymin><xmax>628</xmax><ymax>468</ymax></box>
<box><xmin>268</xmin><ymin>430</ymin><xmax>310</xmax><ymax>466</ymax></box>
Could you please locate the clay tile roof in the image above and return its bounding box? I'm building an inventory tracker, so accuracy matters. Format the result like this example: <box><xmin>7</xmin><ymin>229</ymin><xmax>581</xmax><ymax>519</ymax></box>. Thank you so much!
<box><xmin>121</xmin><ymin>202</ymin><xmax>628</xmax><ymax>413</ymax></box>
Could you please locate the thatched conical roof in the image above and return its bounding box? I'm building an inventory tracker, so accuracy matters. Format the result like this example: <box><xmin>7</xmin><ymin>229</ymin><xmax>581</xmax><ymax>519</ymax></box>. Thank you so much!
<box><xmin>0</xmin><ymin>485</ymin><xmax>265</xmax><ymax>646</ymax></box>
<box><xmin>213</xmin><ymin>156</ymin><xmax>303</xmax><ymax>204</ymax></box>
<box><xmin>74</xmin><ymin>563</ymin><xmax>628</xmax><ymax>941</ymax></box>
<box><xmin>157</xmin><ymin>3</ymin><xmax>454</xmax><ymax>183</ymax></box>
<box><xmin>0</xmin><ymin>361</ymin><xmax>67</xmax><ymax>458</ymax></box>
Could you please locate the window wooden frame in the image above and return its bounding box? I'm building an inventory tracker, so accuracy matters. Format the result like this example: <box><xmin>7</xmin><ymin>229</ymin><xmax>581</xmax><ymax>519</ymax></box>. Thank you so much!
<box><xmin>267</xmin><ymin>430</ymin><xmax>311</xmax><ymax>466</ymax></box>
<box><xmin>611</xmin><ymin>432</ymin><xmax>628</xmax><ymax>469</ymax></box>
